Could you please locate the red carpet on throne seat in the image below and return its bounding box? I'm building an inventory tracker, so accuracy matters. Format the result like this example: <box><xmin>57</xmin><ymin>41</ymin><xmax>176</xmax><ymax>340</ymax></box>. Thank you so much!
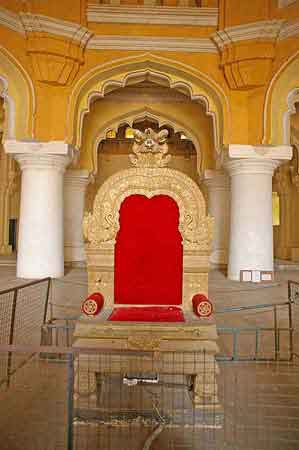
<box><xmin>114</xmin><ymin>194</ymin><xmax>183</xmax><ymax>306</ymax></box>
<box><xmin>108</xmin><ymin>306</ymin><xmax>185</xmax><ymax>322</ymax></box>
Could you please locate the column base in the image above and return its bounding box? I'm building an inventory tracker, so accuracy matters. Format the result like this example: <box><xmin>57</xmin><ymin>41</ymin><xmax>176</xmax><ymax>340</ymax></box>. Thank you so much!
<box><xmin>276</xmin><ymin>247</ymin><xmax>291</xmax><ymax>260</ymax></box>
<box><xmin>16</xmin><ymin>267</ymin><xmax>64</xmax><ymax>279</ymax></box>
<box><xmin>0</xmin><ymin>244</ymin><xmax>13</xmax><ymax>256</ymax></box>
<box><xmin>210</xmin><ymin>249</ymin><xmax>228</xmax><ymax>266</ymax></box>
<box><xmin>291</xmin><ymin>248</ymin><xmax>299</xmax><ymax>262</ymax></box>
<box><xmin>64</xmin><ymin>244</ymin><xmax>86</xmax><ymax>263</ymax></box>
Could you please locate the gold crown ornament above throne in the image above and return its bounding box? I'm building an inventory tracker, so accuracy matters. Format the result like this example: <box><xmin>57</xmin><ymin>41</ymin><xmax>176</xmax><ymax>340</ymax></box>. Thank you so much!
<box><xmin>129</xmin><ymin>128</ymin><xmax>171</xmax><ymax>168</ymax></box>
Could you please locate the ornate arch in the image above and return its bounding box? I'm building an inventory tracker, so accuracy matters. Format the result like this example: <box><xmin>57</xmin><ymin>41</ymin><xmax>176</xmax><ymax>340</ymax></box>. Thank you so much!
<box><xmin>0</xmin><ymin>46</ymin><xmax>35</xmax><ymax>140</ymax></box>
<box><xmin>67</xmin><ymin>54</ymin><xmax>229</xmax><ymax>154</ymax></box>
<box><xmin>89</xmin><ymin>107</ymin><xmax>203</xmax><ymax>175</ymax></box>
<box><xmin>263</xmin><ymin>51</ymin><xmax>299</xmax><ymax>145</ymax></box>
<box><xmin>84</xmin><ymin>167</ymin><xmax>213</xmax><ymax>254</ymax></box>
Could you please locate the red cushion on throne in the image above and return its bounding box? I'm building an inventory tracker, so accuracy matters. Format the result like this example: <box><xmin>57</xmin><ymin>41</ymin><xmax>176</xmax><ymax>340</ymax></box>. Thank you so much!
<box><xmin>109</xmin><ymin>306</ymin><xmax>185</xmax><ymax>322</ymax></box>
<box><xmin>114</xmin><ymin>194</ymin><xmax>183</xmax><ymax>307</ymax></box>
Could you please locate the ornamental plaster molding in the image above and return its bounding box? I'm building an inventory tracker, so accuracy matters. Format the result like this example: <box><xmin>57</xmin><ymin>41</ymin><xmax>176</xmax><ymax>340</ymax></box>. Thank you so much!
<box><xmin>203</xmin><ymin>169</ymin><xmax>230</xmax><ymax>191</ymax></box>
<box><xmin>64</xmin><ymin>169</ymin><xmax>91</xmax><ymax>189</ymax></box>
<box><xmin>0</xmin><ymin>7</ymin><xmax>24</xmax><ymax>35</ymax></box>
<box><xmin>4</xmin><ymin>139</ymin><xmax>74</xmax><ymax>156</ymax></box>
<box><xmin>86</xmin><ymin>5</ymin><xmax>218</xmax><ymax>26</ymax></box>
<box><xmin>83</xmin><ymin>167</ymin><xmax>213</xmax><ymax>253</ymax></box>
<box><xmin>0</xmin><ymin>76</ymin><xmax>15</xmax><ymax>140</ymax></box>
<box><xmin>283</xmin><ymin>88</ymin><xmax>299</xmax><ymax>145</ymax></box>
<box><xmin>0</xmin><ymin>7</ymin><xmax>92</xmax><ymax>44</ymax></box>
<box><xmin>228</xmin><ymin>144</ymin><xmax>293</xmax><ymax>160</ymax></box>
<box><xmin>279</xmin><ymin>21</ymin><xmax>299</xmax><ymax>40</ymax></box>
<box><xmin>212</xmin><ymin>20</ymin><xmax>284</xmax><ymax>50</ymax></box>
<box><xmin>278</xmin><ymin>0</ymin><xmax>297</xmax><ymax>7</ymax></box>
<box><xmin>224</xmin><ymin>159</ymin><xmax>280</xmax><ymax>177</ymax></box>
<box><xmin>19</xmin><ymin>13</ymin><xmax>92</xmax><ymax>46</ymax></box>
<box><xmin>92</xmin><ymin>107</ymin><xmax>202</xmax><ymax>176</ymax></box>
<box><xmin>14</xmin><ymin>153</ymin><xmax>71</xmax><ymax>172</ymax></box>
<box><xmin>87</xmin><ymin>35</ymin><xmax>217</xmax><ymax>53</ymax></box>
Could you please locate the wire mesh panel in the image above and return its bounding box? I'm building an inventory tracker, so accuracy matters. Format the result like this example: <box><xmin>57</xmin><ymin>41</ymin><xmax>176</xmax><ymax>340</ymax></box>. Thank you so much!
<box><xmin>0</xmin><ymin>279</ymin><xmax>50</xmax><ymax>382</ymax></box>
<box><xmin>218</xmin><ymin>360</ymin><xmax>299</xmax><ymax>450</ymax></box>
<box><xmin>0</xmin><ymin>291</ymin><xmax>14</xmax><ymax>384</ymax></box>
<box><xmin>12</xmin><ymin>281</ymin><xmax>49</xmax><ymax>346</ymax></box>
<box><xmin>0</xmin><ymin>346</ymin><xmax>299</xmax><ymax>450</ymax></box>
<box><xmin>0</xmin><ymin>349</ymin><xmax>70</xmax><ymax>450</ymax></box>
<box><xmin>72</xmin><ymin>350</ymin><xmax>221</xmax><ymax>450</ymax></box>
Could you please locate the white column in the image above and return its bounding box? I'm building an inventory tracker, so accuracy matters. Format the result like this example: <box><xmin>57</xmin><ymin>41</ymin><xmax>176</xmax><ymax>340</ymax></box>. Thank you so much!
<box><xmin>4</xmin><ymin>140</ymin><xmax>71</xmax><ymax>279</ymax></box>
<box><xmin>203</xmin><ymin>170</ymin><xmax>230</xmax><ymax>265</ymax></box>
<box><xmin>64</xmin><ymin>170</ymin><xmax>89</xmax><ymax>264</ymax></box>
<box><xmin>225</xmin><ymin>145</ymin><xmax>292</xmax><ymax>281</ymax></box>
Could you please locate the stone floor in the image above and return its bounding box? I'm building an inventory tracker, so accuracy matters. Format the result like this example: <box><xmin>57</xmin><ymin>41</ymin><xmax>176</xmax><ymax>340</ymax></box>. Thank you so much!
<box><xmin>0</xmin><ymin>264</ymin><xmax>299</xmax><ymax>449</ymax></box>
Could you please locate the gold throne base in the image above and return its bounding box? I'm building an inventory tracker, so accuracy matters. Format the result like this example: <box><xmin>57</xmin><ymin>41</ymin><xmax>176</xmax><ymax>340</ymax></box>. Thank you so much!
<box><xmin>73</xmin><ymin>311</ymin><xmax>220</xmax><ymax>410</ymax></box>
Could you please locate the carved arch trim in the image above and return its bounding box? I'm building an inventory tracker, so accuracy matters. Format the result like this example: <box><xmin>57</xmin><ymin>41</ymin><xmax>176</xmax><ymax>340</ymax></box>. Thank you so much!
<box><xmin>90</xmin><ymin>107</ymin><xmax>202</xmax><ymax>175</ymax></box>
<box><xmin>0</xmin><ymin>46</ymin><xmax>35</xmax><ymax>140</ymax></box>
<box><xmin>67</xmin><ymin>54</ymin><xmax>229</xmax><ymax>154</ymax></box>
<box><xmin>263</xmin><ymin>51</ymin><xmax>299</xmax><ymax>145</ymax></box>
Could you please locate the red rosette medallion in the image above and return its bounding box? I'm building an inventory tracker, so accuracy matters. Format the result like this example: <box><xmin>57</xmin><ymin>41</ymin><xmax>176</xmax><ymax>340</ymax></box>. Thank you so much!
<box><xmin>81</xmin><ymin>293</ymin><xmax>104</xmax><ymax>317</ymax></box>
<box><xmin>192</xmin><ymin>294</ymin><xmax>213</xmax><ymax>318</ymax></box>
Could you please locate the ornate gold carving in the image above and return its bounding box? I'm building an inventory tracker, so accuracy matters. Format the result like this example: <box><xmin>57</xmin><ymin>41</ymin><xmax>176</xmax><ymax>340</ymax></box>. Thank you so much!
<box><xmin>83</xmin><ymin>167</ymin><xmax>213</xmax><ymax>253</ymax></box>
<box><xmin>129</xmin><ymin>128</ymin><xmax>171</xmax><ymax>168</ymax></box>
<box><xmin>128</xmin><ymin>336</ymin><xmax>161</xmax><ymax>351</ymax></box>
<box><xmin>274</xmin><ymin>163</ymin><xmax>291</xmax><ymax>194</ymax></box>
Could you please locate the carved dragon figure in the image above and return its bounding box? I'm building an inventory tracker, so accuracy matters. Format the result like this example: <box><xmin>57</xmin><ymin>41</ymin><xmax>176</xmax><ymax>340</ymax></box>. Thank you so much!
<box><xmin>129</xmin><ymin>128</ymin><xmax>171</xmax><ymax>168</ymax></box>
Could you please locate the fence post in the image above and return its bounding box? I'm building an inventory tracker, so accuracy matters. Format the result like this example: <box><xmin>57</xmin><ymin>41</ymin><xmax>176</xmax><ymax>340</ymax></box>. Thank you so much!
<box><xmin>7</xmin><ymin>288</ymin><xmax>18</xmax><ymax>386</ymax></box>
<box><xmin>43</xmin><ymin>278</ymin><xmax>52</xmax><ymax>324</ymax></box>
<box><xmin>67</xmin><ymin>352</ymin><xmax>74</xmax><ymax>450</ymax></box>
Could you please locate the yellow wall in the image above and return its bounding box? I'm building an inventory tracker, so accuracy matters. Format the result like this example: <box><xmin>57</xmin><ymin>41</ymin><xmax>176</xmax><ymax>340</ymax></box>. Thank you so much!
<box><xmin>0</xmin><ymin>2</ymin><xmax>297</xmax><ymax>151</ymax></box>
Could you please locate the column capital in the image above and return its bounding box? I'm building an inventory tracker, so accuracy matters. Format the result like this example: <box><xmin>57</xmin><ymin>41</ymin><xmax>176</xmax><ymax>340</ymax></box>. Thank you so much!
<box><xmin>224</xmin><ymin>158</ymin><xmax>280</xmax><ymax>176</ymax></box>
<box><xmin>3</xmin><ymin>139</ymin><xmax>76</xmax><ymax>172</ymax></box>
<box><xmin>203</xmin><ymin>170</ymin><xmax>230</xmax><ymax>190</ymax></box>
<box><xmin>64</xmin><ymin>170</ymin><xmax>91</xmax><ymax>189</ymax></box>
<box><xmin>14</xmin><ymin>153</ymin><xmax>70</xmax><ymax>172</ymax></box>
<box><xmin>4</xmin><ymin>139</ymin><xmax>75</xmax><ymax>156</ymax></box>
<box><xmin>228</xmin><ymin>144</ymin><xmax>292</xmax><ymax>160</ymax></box>
<box><xmin>224</xmin><ymin>144</ymin><xmax>292</xmax><ymax>177</ymax></box>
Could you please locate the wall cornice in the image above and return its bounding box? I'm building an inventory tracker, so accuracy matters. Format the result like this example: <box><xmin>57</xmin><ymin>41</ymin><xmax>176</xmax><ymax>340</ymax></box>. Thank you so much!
<box><xmin>87</xmin><ymin>35</ymin><xmax>217</xmax><ymax>53</ymax></box>
<box><xmin>87</xmin><ymin>5</ymin><xmax>218</xmax><ymax>26</ymax></box>
<box><xmin>212</xmin><ymin>20</ymin><xmax>283</xmax><ymax>50</ymax></box>
<box><xmin>279</xmin><ymin>21</ymin><xmax>299</xmax><ymax>40</ymax></box>
<box><xmin>19</xmin><ymin>13</ymin><xmax>92</xmax><ymax>46</ymax></box>
<box><xmin>0</xmin><ymin>7</ymin><xmax>24</xmax><ymax>35</ymax></box>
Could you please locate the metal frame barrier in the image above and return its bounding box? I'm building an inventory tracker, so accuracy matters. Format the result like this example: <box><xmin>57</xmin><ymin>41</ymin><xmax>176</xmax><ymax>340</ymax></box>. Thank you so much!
<box><xmin>0</xmin><ymin>277</ymin><xmax>51</xmax><ymax>386</ymax></box>
<box><xmin>215</xmin><ymin>280</ymin><xmax>299</xmax><ymax>362</ymax></box>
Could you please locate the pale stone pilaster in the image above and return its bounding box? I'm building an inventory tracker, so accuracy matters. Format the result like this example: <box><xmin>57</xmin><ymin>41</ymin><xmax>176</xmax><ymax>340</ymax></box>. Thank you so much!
<box><xmin>225</xmin><ymin>145</ymin><xmax>292</xmax><ymax>281</ymax></box>
<box><xmin>203</xmin><ymin>170</ymin><xmax>230</xmax><ymax>266</ymax></box>
<box><xmin>64</xmin><ymin>170</ymin><xmax>90</xmax><ymax>264</ymax></box>
<box><xmin>4</xmin><ymin>140</ymin><xmax>72</xmax><ymax>279</ymax></box>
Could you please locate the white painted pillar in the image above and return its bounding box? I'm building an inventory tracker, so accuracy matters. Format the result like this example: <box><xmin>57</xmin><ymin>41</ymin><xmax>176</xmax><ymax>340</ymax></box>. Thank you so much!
<box><xmin>225</xmin><ymin>145</ymin><xmax>292</xmax><ymax>281</ymax></box>
<box><xmin>203</xmin><ymin>170</ymin><xmax>230</xmax><ymax>265</ymax></box>
<box><xmin>4</xmin><ymin>140</ymin><xmax>71</xmax><ymax>279</ymax></box>
<box><xmin>64</xmin><ymin>170</ymin><xmax>89</xmax><ymax>264</ymax></box>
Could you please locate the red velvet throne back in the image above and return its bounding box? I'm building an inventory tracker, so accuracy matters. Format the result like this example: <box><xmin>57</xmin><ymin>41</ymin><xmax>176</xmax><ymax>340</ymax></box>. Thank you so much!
<box><xmin>114</xmin><ymin>194</ymin><xmax>183</xmax><ymax>306</ymax></box>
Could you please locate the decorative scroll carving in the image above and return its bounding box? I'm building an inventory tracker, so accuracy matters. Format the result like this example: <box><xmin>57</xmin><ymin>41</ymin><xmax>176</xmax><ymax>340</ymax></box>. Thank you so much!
<box><xmin>129</xmin><ymin>128</ymin><xmax>171</xmax><ymax>168</ymax></box>
<box><xmin>128</xmin><ymin>336</ymin><xmax>161</xmax><ymax>351</ymax></box>
<box><xmin>83</xmin><ymin>167</ymin><xmax>213</xmax><ymax>253</ymax></box>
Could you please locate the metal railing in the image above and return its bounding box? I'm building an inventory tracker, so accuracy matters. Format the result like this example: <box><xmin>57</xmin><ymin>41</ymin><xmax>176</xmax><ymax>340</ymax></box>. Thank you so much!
<box><xmin>216</xmin><ymin>280</ymin><xmax>299</xmax><ymax>362</ymax></box>
<box><xmin>0</xmin><ymin>277</ymin><xmax>51</xmax><ymax>386</ymax></box>
<box><xmin>0</xmin><ymin>344</ymin><xmax>299</xmax><ymax>450</ymax></box>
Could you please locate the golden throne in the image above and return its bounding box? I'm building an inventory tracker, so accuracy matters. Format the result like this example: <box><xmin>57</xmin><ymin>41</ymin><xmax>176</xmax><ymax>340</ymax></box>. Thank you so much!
<box><xmin>73</xmin><ymin>129</ymin><xmax>219</xmax><ymax>409</ymax></box>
